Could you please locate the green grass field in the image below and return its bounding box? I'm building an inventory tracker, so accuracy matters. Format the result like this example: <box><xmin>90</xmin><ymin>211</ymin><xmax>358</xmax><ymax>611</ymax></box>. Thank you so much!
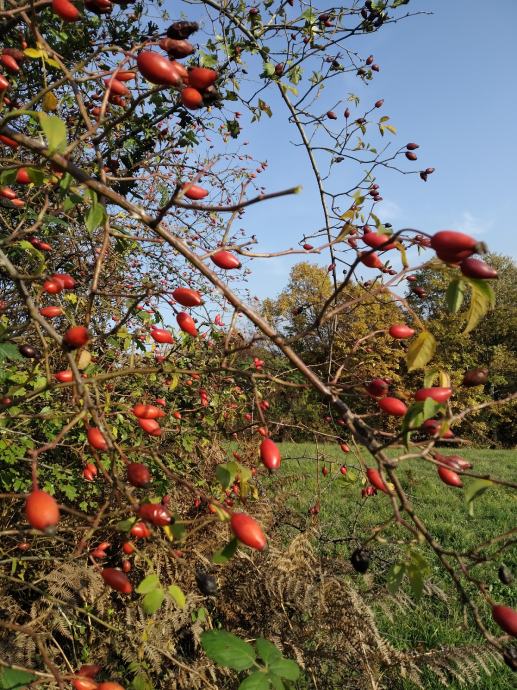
<box><xmin>266</xmin><ymin>444</ymin><xmax>517</xmax><ymax>689</ymax></box>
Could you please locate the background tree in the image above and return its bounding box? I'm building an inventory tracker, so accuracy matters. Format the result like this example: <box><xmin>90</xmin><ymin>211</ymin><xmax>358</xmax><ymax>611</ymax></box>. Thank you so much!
<box><xmin>406</xmin><ymin>254</ymin><xmax>517</xmax><ymax>445</ymax></box>
<box><xmin>261</xmin><ymin>261</ymin><xmax>409</xmax><ymax>434</ymax></box>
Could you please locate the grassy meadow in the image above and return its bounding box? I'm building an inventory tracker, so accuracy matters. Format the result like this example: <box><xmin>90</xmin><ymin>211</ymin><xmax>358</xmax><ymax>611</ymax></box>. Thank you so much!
<box><xmin>263</xmin><ymin>444</ymin><xmax>517</xmax><ymax>689</ymax></box>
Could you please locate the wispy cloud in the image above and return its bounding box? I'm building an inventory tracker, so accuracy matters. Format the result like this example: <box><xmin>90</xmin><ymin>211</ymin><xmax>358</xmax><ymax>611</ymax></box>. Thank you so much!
<box><xmin>453</xmin><ymin>211</ymin><xmax>494</xmax><ymax>237</ymax></box>
<box><xmin>375</xmin><ymin>199</ymin><xmax>401</xmax><ymax>222</ymax></box>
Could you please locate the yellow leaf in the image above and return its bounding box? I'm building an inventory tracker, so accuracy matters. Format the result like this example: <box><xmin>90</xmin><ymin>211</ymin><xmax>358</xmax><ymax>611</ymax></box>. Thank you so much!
<box><xmin>77</xmin><ymin>350</ymin><xmax>91</xmax><ymax>370</ymax></box>
<box><xmin>168</xmin><ymin>584</ymin><xmax>186</xmax><ymax>608</ymax></box>
<box><xmin>396</xmin><ymin>242</ymin><xmax>408</xmax><ymax>268</ymax></box>
<box><xmin>406</xmin><ymin>331</ymin><xmax>436</xmax><ymax>372</ymax></box>
<box><xmin>463</xmin><ymin>279</ymin><xmax>495</xmax><ymax>334</ymax></box>
<box><xmin>439</xmin><ymin>371</ymin><xmax>451</xmax><ymax>388</ymax></box>
<box><xmin>44</xmin><ymin>56</ymin><xmax>62</xmax><ymax>70</ymax></box>
<box><xmin>339</xmin><ymin>208</ymin><xmax>356</xmax><ymax>221</ymax></box>
<box><xmin>438</xmin><ymin>420</ymin><xmax>451</xmax><ymax>437</ymax></box>
<box><xmin>163</xmin><ymin>525</ymin><xmax>175</xmax><ymax>542</ymax></box>
<box><xmin>335</xmin><ymin>223</ymin><xmax>356</xmax><ymax>242</ymax></box>
<box><xmin>24</xmin><ymin>48</ymin><xmax>46</xmax><ymax>59</ymax></box>
<box><xmin>42</xmin><ymin>91</ymin><xmax>59</xmax><ymax>112</ymax></box>
<box><xmin>211</xmin><ymin>504</ymin><xmax>230</xmax><ymax>521</ymax></box>
<box><xmin>168</xmin><ymin>374</ymin><xmax>179</xmax><ymax>390</ymax></box>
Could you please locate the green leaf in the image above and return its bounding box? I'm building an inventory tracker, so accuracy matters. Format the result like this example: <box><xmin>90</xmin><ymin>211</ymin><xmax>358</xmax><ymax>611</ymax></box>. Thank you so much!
<box><xmin>62</xmin><ymin>483</ymin><xmax>77</xmax><ymax>501</ymax></box>
<box><xmin>39</xmin><ymin>113</ymin><xmax>67</xmax><ymax>154</ymax></box>
<box><xmin>0</xmin><ymin>343</ymin><xmax>23</xmax><ymax>362</ymax></box>
<box><xmin>402</xmin><ymin>400</ymin><xmax>439</xmax><ymax>446</ymax></box>
<box><xmin>445</xmin><ymin>278</ymin><xmax>467</xmax><ymax>313</ymax></box>
<box><xmin>423</xmin><ymin>368</ymin><xmax>439</xmax><ymax>388</ymax></box>
<box><xmin>86</xmin><ymin>202</ymin><xmax>107</xmax><ymax>233</ymax></box>
<box><xmin>168</xmin><ymin>584</ymin><xmax>186</xmax><ymax>608</ymax></box>
<box><xmin>386</xmin><ymin>562</ymin><xmax>406</xmax><ymax>594</ymax></box>
<box><xmin>181</xmin><ymin>434</ymin><xmax>195</xmax><ymax>452</ymax></box>
<box><xmin>269</xmin><ymin>658</ymin><xmax>300</xmax><ymax>681</ymax></box>
<box><xmin>226</xmin><ymin>119</ymin><xmax>241</xmax><ymax>139</ymax></box>
<box><xmin>136</xmin><ymin>573</ymin><xmax>160</xmax><ymax>594</ymax></box>
<box><xmin>423</xmin><ymin>396</ymin><xmax>443</xmax><ymax>419</ymax></box>
<box><xmin>268</xmin><ymin>675</ymin><xmax>284</xmax><ymax>690</ymax></box>
<box><xmin>212</xmin><ymin>537</ymin><xmax>238</xmax><ymax>564</ymax></box>
<box><xmin>142</xmin><ymin>588</ymin><xmax>165</xmax><ymax>615</ymax></box>
<box><xmin>301</xmin><ymin>8</ymin><xmax>316</xmax><ymax>21</ymax></box>
<box><xmin>255</xmin><ymin>638</ymin><xmax>282</xmax><ymax>665</ymax></box>
<box><xmin>465</xmin><ymin>479</ymin><xmax>493</xmax><ymax>517</ymax></box>
<box><xmin>239</xmin><ymin>672</ymin><xmax>270</xmax><ymax>690</ymax></box>
<box><xmin>289</xmin><ymin>65</ymin><xmax>302</xmax><ymax>85</ymax></box>
<box><xmin>195</xmin><ymin>606</ymin><xmax>207</xmax><ymax>623</ymax></box>
<box><xmin>131</xmin><ymin>671</ymin><xmax>154</xmax><ymax>690</ymax></box>
<box><xmin>342</xmin><ymin>467</ymin><xmax>358</xmax><ymax>482</ymax></box>
<box><xmin>199</xmin><ymin>51</ymin><xmax>218</xmax><ymax>68</ymax></box>
<box><xmin>402</xmin><ymin>402</ymin><xmax>425</xmax><ymax>431</ymax></box>
<box><xmin>257</xmin><ymin>98</ymin><xmax>272</xmax><ymax>118</ymax></box>
<box><xmin>407</xmin><ymin>564</ymin><xmax>424</xmax><ymax>601</ymax></box>
<box><xmin>15</xmin><ymin>241</ymin><xmax>45</xmax><ymax>273</ymax></box>
<box><xmin>63</xmin><ymin>193</ymin><xmax>82</xmax><ymax>211</ymax></box>
<box><xmin>200</xmin><ymin>630</ymin><xmax>256</xmax><ymax>671</ymax></box>
<box><xmin>216</xmin><ymin>461</ymin><xmax>238</xmax><ymax>489</ymax></box>
<box><xmin>407</xmin><ymin>550</ymin><xmax>429</xmax><ymax>601</ymax></box>
<box><xmin>59</xmin><ymin>172</ymin><xmax>73</xmax><ymax>192</ymax></box>
<box><xmin>8</xmin><ymin>372</ymin><xmax>28</xmax><ymax>384</ymax></box>
<box><xmin>463</xmin><ymin>279</ymin><xmax>496</xmax><ymax>334</ymax></box>
<box><xmin>239</xmin><ymin>465</ymin><xmax>252</xmax><ymax>483</ymax></box>
<box><xmin>0</xmin><ymin>169</ymin><xmax>17</xmax><ymax>184</ymax></box>
<box><xmin>169</xmin><ymin>521</ymin><xmax>186</xmax><ymax>542</ymax></box>
<box><xmin>116</xmin><ymin>517</ymin><xmax>136</xmax><ymax>531</ymax></box>
<box><xmin>27</xmin><ymin>167</ymin><xmax>45</xmax><ymax>185</ymax></box>
<box><xmin>406</xmin><ymin>331</ymin><xmax>436</xmax><ymax>371</ymax></box>
<box><xmin>0</xmin><ymin>667</ymin><xmax>37</xmax><ymax>689</ymax></box>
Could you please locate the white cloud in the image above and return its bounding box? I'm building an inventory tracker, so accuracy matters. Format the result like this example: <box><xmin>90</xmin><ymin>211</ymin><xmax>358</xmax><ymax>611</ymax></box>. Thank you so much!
<box><xmin>374</xmin><ymin>199</ymin><xmax>401</xmax><ymax>222</ymax></box>
<box><xmin>453</xmin><ymin>211</ymin><xmax>494</xmax><ymax>237</ymax></box>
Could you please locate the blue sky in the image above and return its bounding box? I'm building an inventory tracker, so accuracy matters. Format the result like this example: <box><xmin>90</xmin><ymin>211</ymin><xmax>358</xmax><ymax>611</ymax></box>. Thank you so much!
<box><xmin>221</xmin><ymin>0</ymin><xmax>517</xmax><ymax>300</ymax></box>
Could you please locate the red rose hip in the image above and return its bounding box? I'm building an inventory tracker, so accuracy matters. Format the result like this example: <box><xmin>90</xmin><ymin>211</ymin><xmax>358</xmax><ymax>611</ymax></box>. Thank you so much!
<box><xmin>25</xmin><ymin>490</ymin><xmax>60</xmax><ymax>532</ymax></box>
<box><xmin>366</xmin><ymin>468</ymin><xmax>389</xmax><ymax>494</ymax></box>
<box><xmin>87</xmin><ymin>427</ymin><xmax>108</xmax><ymax>452</ymax></box>
<box><xmin>414</xmin><ymin>387</ymin><xmax>453</xmax><ymax>404</ymax></box>
<box><xmin>230</xmin><ymin>512</ymin><xmax>267</xmax><ymax>551</ymax></box>
<box><xmin>210</xmin><ymin>250</ymin><xmax>241</xmax><ymax>270</ymax></box>
<box><xmin>379</xmin><ymin>397</ymin><xmax>407</xmax><ymax>416</ymax></box>
<box><xmin>172</xmin><ymin>287</ymin><xmax>202</xmax><ymax>307</ymax></box>
<box><xmin>389</xmin><ymin>324</ymin><xmax>415</xmax><ymax>339</ymax></box>
<box><xmin>492</xmin><ymin>605</ymin><xmax>517</xmax><ymax>637</ymax></box>
<box><xmin>101</xmin><ymin>568</ymin><xmax>132</xmax><ymax>594</ymax></box>
<box><xmin>430</xmin><ymin>230</ymin><xmax>479</xmax><ymax>263</ymax></box>
<box><xmin>260</xmin><ymin>438</ymin><xmax>281</xmax><ymax>471</ymax></box>
<box><xmin>63</xmin><ymin>326</ymin><xmax>89</xmax><ymax>349</ymax></box>
<box><xmin>459</xmin><ymin>258</ymin><xmax>498</xmax><ymax>280</ymax></box>
<box><xmin>127</xmin><ymin>462</ymin><xmax>151</xmax><ymax>487</ymax></box>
